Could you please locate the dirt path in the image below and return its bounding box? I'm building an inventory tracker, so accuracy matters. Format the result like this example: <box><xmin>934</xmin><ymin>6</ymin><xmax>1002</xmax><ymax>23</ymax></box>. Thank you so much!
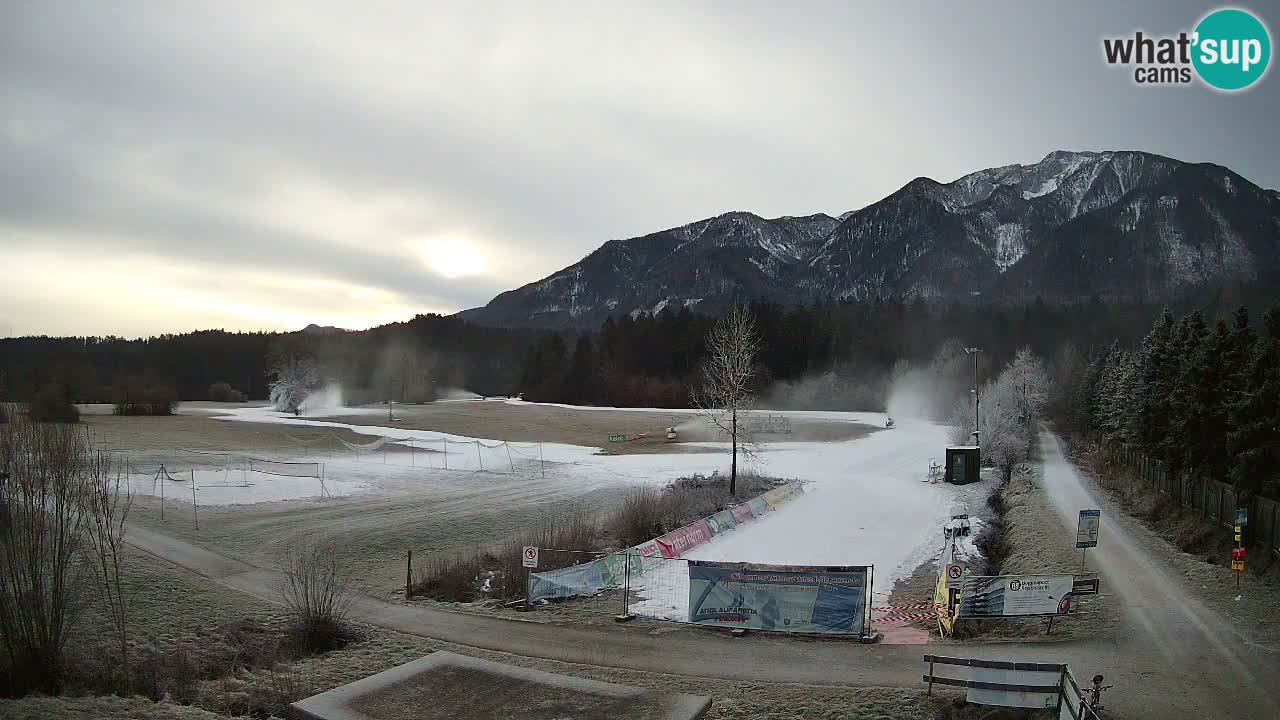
<box><xmin>1037</xmin><ymin>430</ymin><xmax>1280</xmax><ymax>718</ymax></box>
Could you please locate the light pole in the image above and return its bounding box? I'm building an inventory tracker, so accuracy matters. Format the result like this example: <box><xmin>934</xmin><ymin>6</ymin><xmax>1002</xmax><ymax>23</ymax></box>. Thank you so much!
<box><xmin>964</xmin><ymin>347</ymin><xmax>982</xmax><ymax>446</ymax></box>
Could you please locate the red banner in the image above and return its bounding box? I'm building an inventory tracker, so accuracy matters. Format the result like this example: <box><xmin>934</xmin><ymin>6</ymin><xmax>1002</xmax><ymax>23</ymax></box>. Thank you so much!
<box><xmin>656</xmin><ymin>519</ymin><xmax>713</xmax><ymax>558</ymax></box>
<box><xmin>730</xmin><ymin>503</ymin><xmax>755</xmax><ymax>524</ymax></box>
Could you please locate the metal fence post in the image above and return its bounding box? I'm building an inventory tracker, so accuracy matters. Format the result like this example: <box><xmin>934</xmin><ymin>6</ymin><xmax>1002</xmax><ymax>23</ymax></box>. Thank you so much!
<box><xmin>616</xmin><ymin>551</ymin><xmax>634</xmax><ymax>623</ymax></box>
<box><xmin>406</xmin><ymin>550</ymin><xmax>413</xmax><ymax>599</ymax></box>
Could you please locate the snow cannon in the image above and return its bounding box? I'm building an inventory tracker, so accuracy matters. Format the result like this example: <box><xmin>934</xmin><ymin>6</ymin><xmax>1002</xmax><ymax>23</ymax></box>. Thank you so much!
<box><xmin>666</xmin><ymin>426</ymin><xmax>678</xmax><ymax>442</ymax></box>
<box><xmin>885</xmin><ymin>416</ymin><xmax>895</xmax><ymax>429</ymax></box>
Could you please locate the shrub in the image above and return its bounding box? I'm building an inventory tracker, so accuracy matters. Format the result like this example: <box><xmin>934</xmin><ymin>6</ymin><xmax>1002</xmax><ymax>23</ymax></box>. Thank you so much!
<box><xmin>27</xmin><ymin>382</ymin><xmax>80</xmax><ymax>423</ymax></box>
<box><xmin>113</xmin><ymin>379</ymin><xmax>177</xmax><ymax>416</ymax></box>
<box><xmin>0</xmin><ymin>418</ymin><xmax>92</xmax><ymax>695</ymax></box>
<box><xmin>280</xmin><ymin>541</ymin><xmax>356</xmax><ymax>652</ymax></box>
<box><xmin>974</xmin><ymin>482</ymin><xmax>1011</xmax><ymax>576</ymax></box>
<box><xmin>207</xmin><ymin>381</ymin><xmax>247</xmax><ymax>403</ymax></box>
<box><xmin>608</xmin><ymin>472</ymin><xmax>782</xmax><ymax>547</ymax></box>
<box><xmin>412</xmin><ymin>507</ymin><xmax>599</xmax><ymax>602</ymax></box>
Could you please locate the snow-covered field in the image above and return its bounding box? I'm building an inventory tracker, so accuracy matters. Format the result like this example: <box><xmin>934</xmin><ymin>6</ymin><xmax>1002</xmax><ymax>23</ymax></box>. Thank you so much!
<box><xmin>118</xmin><ymin>401</ymin><xmax>988</xmax><ymax>617</ymax></box>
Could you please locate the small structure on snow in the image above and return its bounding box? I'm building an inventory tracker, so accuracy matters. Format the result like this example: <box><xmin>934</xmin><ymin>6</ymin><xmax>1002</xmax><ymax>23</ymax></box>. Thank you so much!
<box><xmin>944</xmin><ymin>446</ymin><xmax>981</xmax><ymax>485</ymax></box>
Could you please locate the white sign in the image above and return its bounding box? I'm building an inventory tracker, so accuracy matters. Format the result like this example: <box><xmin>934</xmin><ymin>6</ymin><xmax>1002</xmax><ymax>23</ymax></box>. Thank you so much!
<box><xmin>1076</xmin><ymin>509</ymin><xmax>1101</xmax><ymax>549</ymax></box>
<box><xmin>522</xmin><ymin>545</ymin><xmax>538</xmax><ymax>568</ymax></box>
<box><xmin>959</xmin><ymin>574</ymin><xmax>1076</xmax><ymax>618</ymax></box>
<box><xmin>945</xmin><ymin>563</ymin><xmax>964</xmax><ymax>589</ymax></box>
<box><xmin>968</xmin><ymin>666</ymin><xmax>1062</xmax><ymax>709</ymax></box>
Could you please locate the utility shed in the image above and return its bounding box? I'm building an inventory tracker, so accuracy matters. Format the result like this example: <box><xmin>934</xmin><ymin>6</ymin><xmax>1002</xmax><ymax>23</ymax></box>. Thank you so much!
<box><xmin>288</xmin><ymin>651</ymin><xmax>712</xmax><ymax>720</ymax></box>
<box><xmin>945</xmin><ymin>446</ymin><xmax>981</xmax><ymax>485</ymax></box>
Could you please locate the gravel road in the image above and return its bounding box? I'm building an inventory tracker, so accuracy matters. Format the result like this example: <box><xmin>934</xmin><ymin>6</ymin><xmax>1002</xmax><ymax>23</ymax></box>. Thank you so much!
<box><xmin>1038</xmin><ymin>430</ymin><xmax>1280</xmax><ymax>718</ymax></box>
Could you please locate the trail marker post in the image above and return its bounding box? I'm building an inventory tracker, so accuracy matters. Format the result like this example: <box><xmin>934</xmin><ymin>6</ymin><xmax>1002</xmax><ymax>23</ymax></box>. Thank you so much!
<box><xmin>1233</xmin><ymin>508</ymin><xmax>1247</xmax><ymax>589</ymax></box>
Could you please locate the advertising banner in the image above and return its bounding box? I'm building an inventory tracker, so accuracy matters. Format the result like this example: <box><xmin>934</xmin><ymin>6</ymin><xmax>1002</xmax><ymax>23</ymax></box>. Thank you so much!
<box><xmin>528</xmin><ymin>560</ymin><xmax>605</xmax><ymax>601</ymax></box>
<box><xmin>958</xmin><ymin>575</ymin><xmax>1075</xmax><ymax>618</ymax></box>
<box><xmin>655</xmin><ymin>519</ymin><xmax>714</xmax><ymax>558</ymax></box>
<box><xmin>761</xmin><ymin>483</ymin><xmax>801</xmax><ymax>510</ymax></box>
<box><xmin>529</xmin><ymin>482</ymin><xmax>804</xmax><ymax>603</ymax></box>
<box><xmin>706</xmin><ymin>509</ymin><xmax>737</xmax><ymax>535</ymax></box>
<box><xmin>688</xmin><ymin>561</ymin><xmax>868</xmax><ymax>635</ymax></box>
<box><xmin>730</xmin><ymin>503</ymin><xmax>755</xmax><ymax>524</ymax></box>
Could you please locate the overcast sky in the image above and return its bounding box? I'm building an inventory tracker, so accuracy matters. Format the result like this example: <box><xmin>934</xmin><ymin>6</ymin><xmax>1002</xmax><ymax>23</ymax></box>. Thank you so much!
<box><xmin>2</xmin><ymin>1</ymin><xmax>1277</xmax><ymax>337</ymax></box>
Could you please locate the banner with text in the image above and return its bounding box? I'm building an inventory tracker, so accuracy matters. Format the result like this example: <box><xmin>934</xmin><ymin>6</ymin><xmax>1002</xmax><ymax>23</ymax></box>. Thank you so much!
<box><xmin>688</xmin><ymin>561</ymin><xmax>869</xmax><ymax>635</ymax></box>
<box><xmin>528</xmin><ymin>481</ymin><xmax>805</xmax><ymax>603</ymax></box>
<box><xmin>958</xmin><ymin>574</ymin><xmax>1075</xmax><ymax>618</ymax></box>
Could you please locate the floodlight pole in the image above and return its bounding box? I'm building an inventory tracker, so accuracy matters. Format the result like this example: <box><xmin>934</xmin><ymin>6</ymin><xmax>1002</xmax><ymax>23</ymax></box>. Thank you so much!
<box><xmin>965</xmin><ymin>347</ymin><xmax>982</xmax><ymax>447</ymax></box>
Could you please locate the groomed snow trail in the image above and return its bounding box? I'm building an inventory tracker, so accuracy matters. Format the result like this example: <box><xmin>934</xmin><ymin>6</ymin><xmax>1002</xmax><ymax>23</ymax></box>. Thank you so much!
<box><xmin>630</xmin><ymin>417</ymin><xmax>991</xmax><ymax>621</ymax></box>
<box><xmin>689</xmin><ymin>417</ymin><xmax>959</xmax><ymax>572</ymax></box>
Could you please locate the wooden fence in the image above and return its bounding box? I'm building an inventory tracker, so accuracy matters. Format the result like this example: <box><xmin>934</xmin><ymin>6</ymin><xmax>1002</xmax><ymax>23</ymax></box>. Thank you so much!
<box><xmin>1122</xmin><ymin>448</ymin><xmax>1280</xmax><ymax>558</ymax></box>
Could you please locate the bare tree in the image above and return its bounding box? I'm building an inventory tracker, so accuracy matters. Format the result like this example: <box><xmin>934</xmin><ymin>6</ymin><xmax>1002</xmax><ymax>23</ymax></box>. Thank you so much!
<box><xmin>85</xmin><ymin>451</ymin><xmax>133</xmax><ymax>691</ymax></box>
<box><xmin>0</xmin><ymin>418</ymin><xmax>91</xmax><ymax>693</ymax></box>
<box><xmin>280</xmin><ymin>539</ymin><xmax>354</xmax><ymax>651</ymax></box>
<box><xmin>692</xmin><ymin>306</ymin><xmax>762</xmax><ymax>496</ymax></box>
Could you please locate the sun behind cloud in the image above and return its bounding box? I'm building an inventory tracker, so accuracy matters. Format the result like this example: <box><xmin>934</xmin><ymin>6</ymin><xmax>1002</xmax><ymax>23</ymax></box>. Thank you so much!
<box><xmin>417</xmin><ymin>237</ymin><xmax>489</xmax><ymax>279</ymax></box>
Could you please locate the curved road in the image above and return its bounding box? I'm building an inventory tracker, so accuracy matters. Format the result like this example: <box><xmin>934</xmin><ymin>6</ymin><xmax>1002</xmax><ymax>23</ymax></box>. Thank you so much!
<box><xmin>125</xmin><ymin>431</ymin><xmax>1280</xmax><ymax>719</ymax></box>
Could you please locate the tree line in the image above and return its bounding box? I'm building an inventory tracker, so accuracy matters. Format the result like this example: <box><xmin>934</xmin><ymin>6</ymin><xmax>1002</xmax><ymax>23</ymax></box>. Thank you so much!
<box><xmin>3</xmin><ymin>286</ymin><xmax>1276</xmax><ymax>418</ymax></box>
<box><xmin>0</xmin><ymin>314</ymin><xmax>539</xmax><ymax>411</ymax></box>
<box><xmin>1057</xmin><ymin>304</ymin><xmax>1280</xmax><ymax>500</ymax></box>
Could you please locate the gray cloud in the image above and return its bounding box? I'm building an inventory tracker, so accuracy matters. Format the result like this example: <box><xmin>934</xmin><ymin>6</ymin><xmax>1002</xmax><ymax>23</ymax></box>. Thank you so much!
<box><xmin>2</xmin><ymin>0</ymin><xmax>1277</xmax><ymax>336</ymax></box>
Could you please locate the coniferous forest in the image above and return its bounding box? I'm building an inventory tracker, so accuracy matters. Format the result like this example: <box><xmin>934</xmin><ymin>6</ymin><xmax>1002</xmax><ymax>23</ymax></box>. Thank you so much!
<box><xmin>1057</xmin><ymin>304</ymin><xmax>1280</xmax><ymax>500</ymax></box>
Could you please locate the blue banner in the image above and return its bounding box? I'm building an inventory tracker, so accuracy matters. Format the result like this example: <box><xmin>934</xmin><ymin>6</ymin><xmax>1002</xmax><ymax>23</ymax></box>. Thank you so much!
<box><xmin>688</xmin><ymin>561</ymin><xmax>868</xmax><ymax>635</ymax></box>
<box><xmin>528</xmin><ymin>559</ymin><xmax>606</xmax><ymax>601</ymax></box>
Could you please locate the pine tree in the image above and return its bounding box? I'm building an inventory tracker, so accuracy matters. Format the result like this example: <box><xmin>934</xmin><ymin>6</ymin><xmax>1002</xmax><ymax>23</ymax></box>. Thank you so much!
<box><xmin>1138</xmin><ymin>308</ymin><xmax>1174</xmax><ymax>454</ymax></box>
<box><xmin>1163</xmin><ymin>311</ymin><xmax>1208</xmax><ymax>474</ymax></box>
<box><xmin>1229</xmin><ymin>306</ymin><xmax>1280</xmax><ymax>497</ymax></box>
<box><xmin>1181</xmin><ymin>322</ymin><xmax>1231</xmax><ymax>481</ymax></box>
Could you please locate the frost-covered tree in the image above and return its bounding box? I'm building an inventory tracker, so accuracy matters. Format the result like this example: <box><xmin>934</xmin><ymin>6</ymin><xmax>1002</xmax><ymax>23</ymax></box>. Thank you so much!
<box><xmin>268</xmin><ymin>353</ymin><xmax>319</xmax><ymax>415</ymax></box>
<box><xmin>1005</xmin><ymin>346</ymin><xmax>1050</xmax><ymax>427</ymax></box>
<box><xmin>949</xmin><ymin>348</ymin><xmax>1050</xmax><ymax>481</ymax></box>
<box><xmin>692</xmin><ymin>306</ymin><xmax>761</xmax><ymax>496</ymax></box>
<box><xmin>981</xmin><ymin>377</ymin><xmax>1029</xmax><ymax>482</ymax></box>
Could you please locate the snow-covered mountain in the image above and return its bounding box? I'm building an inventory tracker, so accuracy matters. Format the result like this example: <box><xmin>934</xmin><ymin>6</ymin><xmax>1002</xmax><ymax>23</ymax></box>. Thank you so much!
<box><xmin>461</xmin><ymin>151</ymin><xmax>1280</xmax><ymax>328</ymax></box>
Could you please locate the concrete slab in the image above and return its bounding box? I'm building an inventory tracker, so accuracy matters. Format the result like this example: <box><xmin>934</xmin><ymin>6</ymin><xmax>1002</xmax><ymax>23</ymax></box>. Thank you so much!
<box><xmin>288</xmin><ymin>651</ymin><xmax>711</xmax><ymax>720</ymax></box>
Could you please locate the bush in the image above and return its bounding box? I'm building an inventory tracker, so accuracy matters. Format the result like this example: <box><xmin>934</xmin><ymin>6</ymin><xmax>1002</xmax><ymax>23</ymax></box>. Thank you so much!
<box><xmin>412</xmin><ymin>507</ymin><xmax>598</xmax><ymax>602</ymax></box>
<box><xmin>280</xmin><ymin>541</ymin><xmax>356</xmax><ymax>652</ymax></box>
<box><xmin>0</xmin><ymin>418</ymin><xmax>92</xmax><ymax>695</ymax></box>
<box><xmin>975</xmin><ymin>485</ymin><xmax>1011</xmax><ymax>576</ymax></box>
<box><xmin>207</xmin><ymin>381</ymin><xmax>247</xmax><ymax>403</ymax></box>
<box><xmin>113</xmin><ymin>379</ymin><xmax>177</xmax><ymax>416</ymax></box>
<box><xmin>27</xmin><ymin>382</ymin><xmax>80</xmax><ymax>423</ymax></box>
<box><xmin>608</xmin><ymin>472</ymin><xmax>782</xmax><ymax>547</ymax></box>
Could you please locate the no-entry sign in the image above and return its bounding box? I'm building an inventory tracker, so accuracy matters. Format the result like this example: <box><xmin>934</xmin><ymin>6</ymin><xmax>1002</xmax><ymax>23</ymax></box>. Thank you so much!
<box><xmin>522</xmin><ymin>546</ymin><xmax>539</xmax><ymax>568</ymax></box>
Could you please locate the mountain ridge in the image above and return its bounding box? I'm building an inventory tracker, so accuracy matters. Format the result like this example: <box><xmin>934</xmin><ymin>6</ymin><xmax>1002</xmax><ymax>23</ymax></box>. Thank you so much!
<box><xmin>461</xmin><ymin>150</ymin><xmax>1280</xmax><ymax>328</ymax></box>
